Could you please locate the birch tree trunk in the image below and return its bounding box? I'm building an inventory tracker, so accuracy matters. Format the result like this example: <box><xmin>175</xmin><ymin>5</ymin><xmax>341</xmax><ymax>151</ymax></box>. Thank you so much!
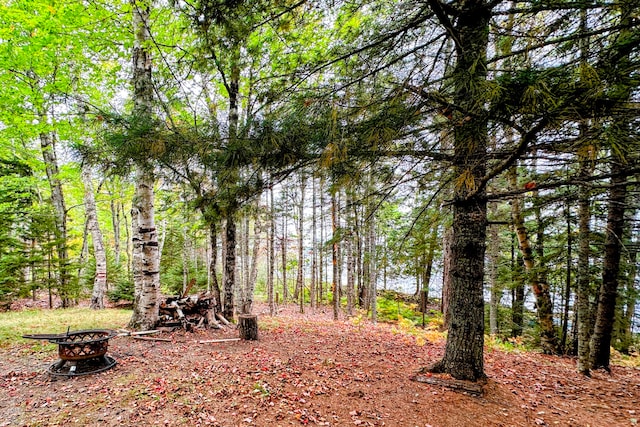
<box><xmin>508</xmin><ymin>165</ymin><xmax>558</xmax><ymax>354</ymax></box>
<box><xmin>39</xmin><ymin>129</ymin><xmax>70</xmax><ymax>306</ymax></box>
<box><xmin>209</xmin><ymin>221</ymin><xmax>222</xmax><ymax>314</ymax></box>
<box><xmin>82</xmin><ymin>164</ymin><xmax>107</xmax><ymax>310</ymax></box>
<box><xmin>128</xmin><ymin>0</ymin><xmax>160</xmax><ymax>331</ymax></box>
<box><xmin>241</xmin><ymin>203</ymin><xmax>261</xmax><ymax>315</ymax></box>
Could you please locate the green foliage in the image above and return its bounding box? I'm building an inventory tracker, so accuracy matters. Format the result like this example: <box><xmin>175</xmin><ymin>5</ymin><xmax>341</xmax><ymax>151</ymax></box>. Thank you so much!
<box><xmin>376</xmin><ymin>291</ymin><xmax>423</xmax><ymax>324</ymax></box>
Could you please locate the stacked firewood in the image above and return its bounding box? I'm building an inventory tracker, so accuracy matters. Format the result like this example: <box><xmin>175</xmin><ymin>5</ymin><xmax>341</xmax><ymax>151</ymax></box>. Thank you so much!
<box><xmin>157</xmin><ymin>292</ymin><xmax>229</xmax><ymax>332</ymax></box>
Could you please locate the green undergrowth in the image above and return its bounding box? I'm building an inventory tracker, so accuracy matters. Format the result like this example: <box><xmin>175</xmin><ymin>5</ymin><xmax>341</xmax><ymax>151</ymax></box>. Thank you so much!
<box><xmin>0</xmin><ymin>307</ymin><xmax>132</xmax><ymax>347</ymax></box>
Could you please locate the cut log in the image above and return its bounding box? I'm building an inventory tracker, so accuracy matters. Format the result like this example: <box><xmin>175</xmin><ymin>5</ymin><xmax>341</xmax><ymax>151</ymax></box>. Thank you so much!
<box><xmin>411</xmin><ymin>374</ymin><xmax>484</xmax><ymax>396</ymax></box>
<box><xmin>238</xmin><ymin>314</ymin><xmax>259</xmax><ymax>341</ymax></box>
<box><xmin>206</xmin><ymin>310</ymin><xmax>222</xmax><ymax>329</ymax></box>
<box><xmin>216</xmin><ymin>313</ymin><xmax>232</xmax><ymax>326</ymax></box>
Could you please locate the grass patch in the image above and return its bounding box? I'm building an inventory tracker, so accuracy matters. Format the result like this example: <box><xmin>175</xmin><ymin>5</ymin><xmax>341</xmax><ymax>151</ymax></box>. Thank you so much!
<box><xmin>0</xmin><ymin>307</ymin><xmax>132</xmax><ymax>347</ymax></box>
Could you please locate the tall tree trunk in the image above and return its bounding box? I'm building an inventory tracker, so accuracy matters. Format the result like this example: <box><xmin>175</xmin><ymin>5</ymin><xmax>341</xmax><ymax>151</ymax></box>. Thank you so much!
<box><xmin>318</xmin><ymin>178</ymin><xmax>325</xmax><ymax>305</ymax></box>
<box><xmin>368</xmin><ymin>208</ymin><xmax>377</xmax><ymax>324</ymax></box>
<box><xmin>560</xmin><ymin>202</ymin><xmax>572</xmax><ymax>352</ymax></box>
<box><xmin>311</xmin><ymin>175</ymin><xmax>317</xmax><ymax>309</ymax></box>
<box><xmin>488</xmin><ymin>218</ymin><xmax>500</xmax><ymax>336</ymax></box>
<box><xmin>281</xmin><ymin>212</ymin><xmax>288</xmax><ymax>301</ymax></box>
<box><xmin>39</xmin><ymin>129</ymin><xmax>70</xmax><ymax>306</ymax></box>
<box><xmin>588</xmin><ymin>0</ymin><xmax>634</xmax><ymax>371</ymax></box>
<box><xmin>82</xmin><ymin>164</ymin><xmax>107</xmax><ymax>310</ymax></box>
<box><xmin>508</xmin><ymin>165</ymin><xmax>558</xmax><ymax>354</ymax></box>
<box><xmin>294</xmin><ymin>173</ymin><xmax>306</xmax><ymax>307</ymax></box>
<box><xmin>241</xmin><ymin>204</ymin><xmax>261</xmax><ymax>315</ymax></box>
<box><xmin>576</xmin><ymin>148</ymin><xmax>594</xmax><ymax>373</ymax></box>
<box><xmin>346</xmin><ymin>192</ymin><xmax>355</xmax><ymax>316</ymax></box>
<box><xmin>128</xmin><ymin>0</ymin><xmax>160</xmax><ymax>331</ymax></box>
<box><xmin>268</xmin><ymin>185</ymin><xmax>276</xmax><ymax>316</ymax></box>
<box><xmin>107</xmin><ymin>182</ymin><xmax>122</xmax><ymax>266</ymax></box>
<box><xmin>590</xmin><ymin>162</ymin><xmax>628</xmax><ymax>371</ymax></box>
<box><xmin>331</xmin><ymin>188</ymin><xmax>339</xmax><ymax>321</ymax></box>
<box><xmin>428</xmin><ymin>0</ymin><xmax>490</xmax><ymax>381</ymax></box>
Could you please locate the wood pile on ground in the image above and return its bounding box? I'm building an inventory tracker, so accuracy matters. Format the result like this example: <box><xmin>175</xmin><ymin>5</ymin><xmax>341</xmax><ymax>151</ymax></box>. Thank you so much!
<box><xmin>157</xmin><ymin>291</ymin><xmax>227</xmax><ymax>332</ymax></box>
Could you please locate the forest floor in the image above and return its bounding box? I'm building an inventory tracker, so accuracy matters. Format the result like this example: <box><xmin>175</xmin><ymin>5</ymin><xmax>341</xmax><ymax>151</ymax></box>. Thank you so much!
<box><xmin>1</xmin><ymin>302</ymin><xmax>639</xmax><ymax>427</ymax></box>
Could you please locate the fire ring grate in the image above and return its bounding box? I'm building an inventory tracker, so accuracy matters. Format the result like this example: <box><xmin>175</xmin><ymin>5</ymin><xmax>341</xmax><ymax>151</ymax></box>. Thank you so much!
<box><xmin>48</xmin><ymin>355</ymin><xmax>117</xmax><ymax>377</ymax></box>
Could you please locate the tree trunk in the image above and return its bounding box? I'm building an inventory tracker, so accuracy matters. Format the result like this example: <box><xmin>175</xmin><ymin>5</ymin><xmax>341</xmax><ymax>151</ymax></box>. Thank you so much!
<box><xmin>319</xmin><ymin>178</ymin><xmax>325</xmax><ymax>304</ymax></box>
<box><xmin>209</xmin><ymin>221</ymin><xmax>222</xmax><ymax>314</ymax></box>
<box><xmin>128</xmin><ymin>0</ymin><xmax>160</xmax><ymax>331</ymax></box>
<box><xmin>281</xmin><ymin>211</ymin><xmax>288</xmax><ymax>302</ymax></box>
<box><xmin>331</xmin><ymin>188</ymin><xmax>339</xmax><ymax>321</ymax></box>
<box><xmin>488</xmin><ymin>217</ymin><xmax>500</xmax><ymax>335</ymax></box>
<box><xmin>223</xmin><ymin>216</ymin><xmax>236</xmax><ymax>320</ymax></box>
<box><xmin>428</xmin><ymin>1</ymin><xmax>490</xmax><ymax>381</ymax></box>
<box><xmin>576</xmin><ymin>141</ymin><xmax>595</xmax><ymax>373</ymax></box>
<box><xmin>441</xmin><ymin>226</ymin><xmax>452</xmax><ymax>330</ymax></box>
<box><xmin>268</xmin><ymin>185</ymin><xmax>276</xmax><ymax>316</ymax></box>
<box><xmin>82</xmin><ymin>164</ymin><xmax>107</xmax><ymax>310</ymax></box>
<box><xmin>589</xmin><ymin>0</ymin><xmax>633</xmax><ymax>372</ymax></box>
<box><xmin>508</xmin><ymin>165</ymin><xmax>558</xmax><ymax>354</ymax></box>
<box><xmin>311</xmin><ymin>175</ymin><xmax>317</xmax><ymax>309</ymax></box>
<box><xmin>39</xmin><ymin>129</ymin><xmax>71</xmax><ymax>306</ymax></box>
<box><xmin>368</xmin><ymin>206</ymin><xmax>377</xmax><ymax>324</ymax></box>
<box><xmin>242</xmin><ymin>202</ymin><xmax>261</xmax><ymax>315</ymax></box>
<box><xmin>560</xmin><ymin>203</ymin><xmax>572</xmax><ymax>352</ymax></box>
<box><xmin>294</xmin><ymin>173</ymin><xmax>306</xmax><ymax>309</ymax></box>
<box><xmin>129</xmin><ymin>170</ymin><xmax>160</xmax><ymax>330</ymax></box>
<box><xmin>590</xmin><ymin>162</ymin><xmax>628</xmax><ymax>371</ymax></box>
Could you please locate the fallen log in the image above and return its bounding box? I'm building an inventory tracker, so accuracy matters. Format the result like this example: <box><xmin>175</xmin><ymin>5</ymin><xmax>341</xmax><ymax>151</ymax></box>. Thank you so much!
<box><xmin>197</xmin><ymin>338</ymin><xmax>241</xmax><ymax>344</ymax></box>
<box><xmin>133</xmin><ymin>336</ymin><xmax>172</xmax><ymax>342</ymax></box>
<box><xmin>116</xmin><ymin>329</ymin><xmax>160</xmax><ymax>337</ymax></box>
<box><xmin>215</xmin><ymin>313</ymin><xmax>232</xmax><ymax>326</ymax></box>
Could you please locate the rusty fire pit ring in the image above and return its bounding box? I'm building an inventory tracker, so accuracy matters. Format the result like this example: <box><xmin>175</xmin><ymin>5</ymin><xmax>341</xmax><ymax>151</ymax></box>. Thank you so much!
<box><xmin>52</xmin><ymin>329</ymin><xmax>115</xmax><ymax>361</ymax></box>
<box><xmin>23</xmin><ymin>329</ymin><xmax>117</xmax><ymax>377</ymax></box>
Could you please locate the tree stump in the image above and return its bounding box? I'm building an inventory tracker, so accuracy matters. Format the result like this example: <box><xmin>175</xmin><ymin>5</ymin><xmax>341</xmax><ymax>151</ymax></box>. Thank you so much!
<box><xmin>238</xmin><ymin>315</ymin><xmax>258</xmax><ymax>340</ymax></box>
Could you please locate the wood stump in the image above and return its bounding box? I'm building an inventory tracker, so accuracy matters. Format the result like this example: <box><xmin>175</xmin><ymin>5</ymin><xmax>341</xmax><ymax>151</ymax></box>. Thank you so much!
<box><xmin>238</xmin><ymin>315</ymin><xmax>258</xmax><ymax>340</ymax></box>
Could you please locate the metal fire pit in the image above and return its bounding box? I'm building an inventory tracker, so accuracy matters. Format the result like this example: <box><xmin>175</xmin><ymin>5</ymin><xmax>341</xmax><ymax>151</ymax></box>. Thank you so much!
<box><xmin>23</xmin><ymin>329</ymin><xmax>117</xmax><ymax>377</ymax></box>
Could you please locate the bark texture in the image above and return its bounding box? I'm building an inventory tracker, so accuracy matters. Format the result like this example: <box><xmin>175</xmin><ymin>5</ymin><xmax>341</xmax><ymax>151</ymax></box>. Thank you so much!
<box><xmin>82</xmin><ymin>164</ymin><xmax>107</xmax><ymax>310</ymax></box>
<box><xmin>590</xmin><ymin>163</ymin><xmax>627</xmax><ymax>370</ymax></box>
<box><xmin>428</xmin><ymin>0</ymin><xmax>491</xmax><ymax>381</ymax></box>
<box><xmin>128</xmin><ymin>0</ymin><xmax>160</xmax><ymax>331</ymax></box>
<box><xmin>509</xmin><ymin>166</ymin><xmax>558</xmax><ymax>354</ymax></box>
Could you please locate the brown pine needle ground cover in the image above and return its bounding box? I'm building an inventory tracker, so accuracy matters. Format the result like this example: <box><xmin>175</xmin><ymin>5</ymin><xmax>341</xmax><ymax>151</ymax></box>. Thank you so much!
<box><xmin>1</xmin><ymin>304</ymin><xmax>639</xmax><ymax>427</ymax></box>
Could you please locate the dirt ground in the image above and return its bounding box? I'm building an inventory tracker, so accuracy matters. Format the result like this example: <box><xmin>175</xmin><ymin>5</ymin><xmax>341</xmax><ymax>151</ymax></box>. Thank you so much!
<box><xmin>1</xmin><ymin>304</ymin><xmax>639</xmax><ymax>427</ymax></box>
